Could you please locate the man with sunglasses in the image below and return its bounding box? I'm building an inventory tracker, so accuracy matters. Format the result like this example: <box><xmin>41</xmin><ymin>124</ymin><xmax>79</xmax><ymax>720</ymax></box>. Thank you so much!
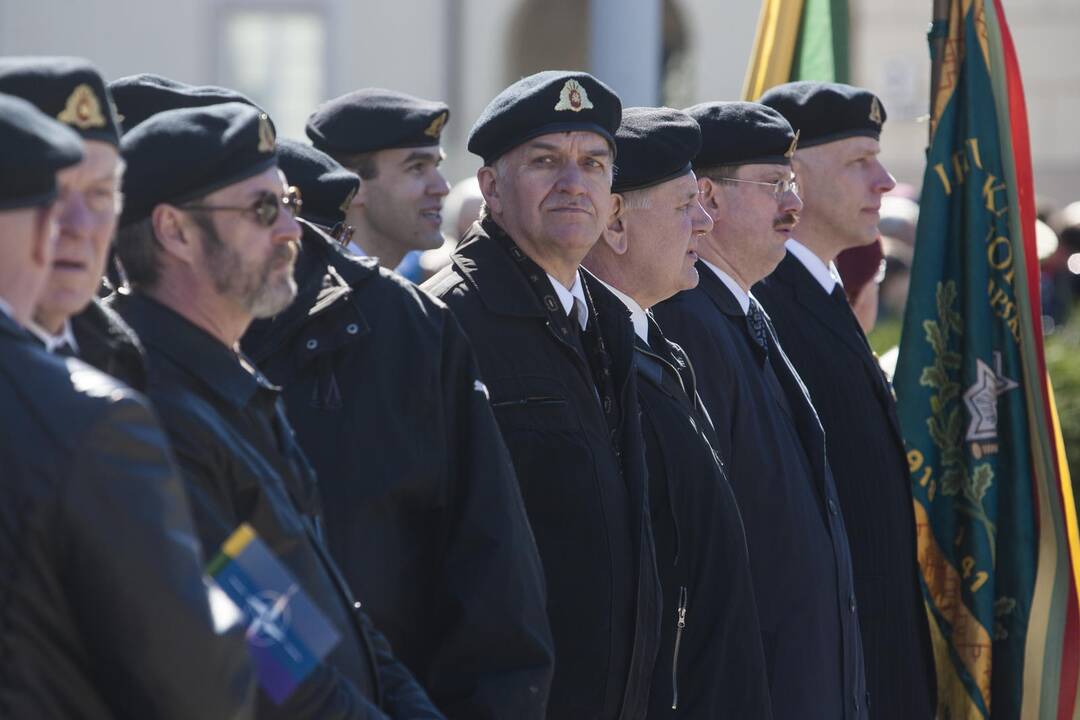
<box><xmin>110</xmin><ymin>101</ymin><xmax>442</xmax><ymax>719</ymax></box>
<box><xmin>243</xmin><ymin>139</ymin><xmax>553</xmax><ymax>720</ymax></box>
<box><xmin>306</xmin><ymin>89</ymin><xmax>451</xmax><ymax>274</ymax></box>
<box><xmin>0</xmin><ymin>92</ymin><xmax>256</xmax><ymax>720</ymax></box>
<box><xmin>653</xmin><ymin>101</ymin><xmax>868</xmax><ymax>719</ymax></box>
<box><xmin>0</xmin><ymin>57</ymin><xmax>147</xmax><ymax>389</ymax></box>
<box><xmin>755</xmin><ymin>82</ymin><xmax>935</xmax><ymax>719</ymax></box>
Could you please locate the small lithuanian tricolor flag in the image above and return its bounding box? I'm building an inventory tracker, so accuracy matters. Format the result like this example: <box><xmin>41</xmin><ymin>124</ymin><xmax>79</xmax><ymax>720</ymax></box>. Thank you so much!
<box><xmin>742</xmin><ymin>0</ymin><xmax>849</xmax><ymax>100</ymax></box>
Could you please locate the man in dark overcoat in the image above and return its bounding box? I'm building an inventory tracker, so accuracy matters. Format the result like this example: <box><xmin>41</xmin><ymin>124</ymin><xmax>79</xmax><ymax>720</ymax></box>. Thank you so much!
<box><xmin>581</xmin><ymin>106</ymin><xmax>772</xmax><ymax>719</ymax></box>
<box><xmin>422</xmin><ymin>71</ymin><xmax>662</xmax><ymax>720</ymax></box>
<box><xmin>755</xmin><ymin>81</ymin><xmax>936</xmax><ymax>719</ymax></box>
<box><xmin>652</xmin><ymin>101</ymin><xmax>868</xmax><ymax>719</ymax></box>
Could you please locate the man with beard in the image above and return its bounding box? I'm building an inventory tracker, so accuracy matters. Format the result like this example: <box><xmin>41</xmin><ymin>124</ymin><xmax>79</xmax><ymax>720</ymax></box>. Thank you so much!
<box><xmin>0</xmin><ymin>92</ymin><xmax>255</xmax><ymax>720</ymax></box>
<box><xmin>243</xmin><ymin>138</ymin><xmax>554</xmax><ymax>719</ymax></box>
<box><xmin>652</xmin><ymin>101</ymin><xmax>867</xmax><ymax>719</ymax></box>
<box><xmin>0</xmin><ymin>57</ymin><xmax>147</xmax><ymax>388</ymax></box>
<box><xmin>581</xmin><ymin>106</ymin><xmax>772</xmax><ymax>718</ymax></box>
<box><xmin>111</xmin><ymin>101</ymin><xmax>442</xmax><ymax>719</ymax></box>
<box><xmin>755</xmin><ymin>81</ymin><xmax>935</xmax><ymax>718</ymax></box>
<box><xmin>423</xmin><ymin>71</ymin><xmax>661</xmax><ymax>720</ymax></box>
<box><xmin>306</xmin><ymin>89</ymin><xmax>451</xmax><ymax>271</ymax></box>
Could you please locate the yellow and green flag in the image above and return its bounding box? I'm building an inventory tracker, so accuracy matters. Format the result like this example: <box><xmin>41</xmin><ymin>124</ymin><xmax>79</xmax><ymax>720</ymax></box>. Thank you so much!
<box><xmin>894</xmin><ymin>1</ymin><xmax>1080</xmax><ymax>717</ymax></box>
<box><xmin>742</xmin><ymin>0</ymin><xmax>849</xmax><ymax>99</ymax></box>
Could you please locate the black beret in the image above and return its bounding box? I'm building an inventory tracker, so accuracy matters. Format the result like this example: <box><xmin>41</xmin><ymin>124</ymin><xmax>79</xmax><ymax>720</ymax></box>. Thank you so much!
<box><xmin>119</xmin><ymin>102</ymin><xmax>278</xmax><ymax>228</ymax></box>
<box><xmin>0</xmin><ymin>93</ymin><xmax>84</xmax><ymax>210</ymax></box>
<box><xmin>306</xmin><ymin>88</ymin><xmax>449</xmax><ymax>156</ymax></box>
<box><xmin>612</xmin><ymin>107</ymin><xmax>700</xmax><ymax>193</ymax></box>
<box><xmin>686</xmin><ymin>101</ymin><xmax>797</xmax><ymax>168</ymax></box>
<box><xmin>109</xmin><ymin>74</ymin><xmax>272</xmax><ymax>135</ymax></box>
<box><xmin>276</xmin><ymin>139</ymin><xmax>359</xmax><ymax>229</ymax></box>
<box><xmin>0</xmin><ymin>56</ymin><xmax>120</xmax><ymax>146</ymax></box>
<box><xmin>758</xmin><ymin>81</ymin><xmax>886</xmax><ymax>148</ymax></box>
<box><xmin>468</xmin><ymin>71</ymin><xmax>621</xmax><ymax>165</ymax></box>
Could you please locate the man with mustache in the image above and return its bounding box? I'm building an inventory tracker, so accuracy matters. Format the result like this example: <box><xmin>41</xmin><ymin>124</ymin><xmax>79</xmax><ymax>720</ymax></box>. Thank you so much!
<box><xmin>110</xmin><ymin>101</ymin><xmax>441</xmax><ymax>718</ymax></box>
<box><xmin>581</xmin><ymin>106</ymin><xmax>772</xmax><ymax>718</ymax></box>
<box><xmin>0</xmin><ymin>57</ymin><xmax>147</xmax><ymax>388</ymax></box>
<box><xmin>653</xmin><ymin>101</ymin><xmax>868</xmax><ymax>719</ymax></box>
<box><xmin>0</xmin><ymin>91</ymin><xmax>255</xmax><ymax>720</ymax></box>
<box><xmin>755</xmin><ymin>82</ymin><xmax>935</xmax><ymax>719</ymax></box>
<box><xmin>423</xmin><ymin>71</ymin><xmax>662</xmax><ymax>720</ymax></box>
<box><xmin>306</xmin><ymin>89</ymin><xmax>451</xmax><ymax>273</ymax></box>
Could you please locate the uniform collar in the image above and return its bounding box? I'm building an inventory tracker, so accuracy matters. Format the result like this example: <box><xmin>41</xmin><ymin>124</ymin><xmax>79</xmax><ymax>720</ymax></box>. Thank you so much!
<box><xmin>785</xmin><ymin>237</ymin><xmax>842</xmax><ymax>294</ymax></box>
<box><xmin>700</xmin><ymin>258</ymin><xmax>751</xmax><ymax>315</ymax></box>
<box><xmin>0</xmin><ymin>297</ymin><xmax>15</xmax><ymax>325</ymax></box>
<box><xmin>597</xmin><ymin>278</ymin><xmax>649</xmax><ymax>344</ymax></box>
<box><xmin>26</xmin><ymin>318</ymin><xmax>79</xmax><ymax>355</ymax></box>
<box><xmin>546</xmin><ymin>270</ymin><xmax>589</xmax><ymax>330</ymax></box>
<box><xmin>116</xmin><ymin>292</ymin><xmax>277</xmax><ymax>410</ymax></box>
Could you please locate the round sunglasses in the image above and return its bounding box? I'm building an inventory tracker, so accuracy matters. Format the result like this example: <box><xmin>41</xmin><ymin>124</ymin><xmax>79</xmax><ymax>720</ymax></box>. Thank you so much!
<box><xmin>183</xmin><ymin>186</ymin><xmax>302</xmax><ymax>227</ymax></box>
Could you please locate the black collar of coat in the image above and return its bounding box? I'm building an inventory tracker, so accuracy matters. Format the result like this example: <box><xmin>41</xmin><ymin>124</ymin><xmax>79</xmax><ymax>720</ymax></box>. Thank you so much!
<box><xmin>115</xmin><ymin>292</ymin><xmax>276</xmax><ymax>410</ymax></box>
<box><xmin>694</xmin><ymin>259</ymin><xmax>747</xmax><ymax>318</ymax></box>
<box><xmin>0</xmin><ymin>306</ymin><xmax>32</xmax><ymax>344</ymax></box>
<box><xmin>243</xmin><ymin>219</ymin><xmax>372</xmax><ymax>362</ymax></box>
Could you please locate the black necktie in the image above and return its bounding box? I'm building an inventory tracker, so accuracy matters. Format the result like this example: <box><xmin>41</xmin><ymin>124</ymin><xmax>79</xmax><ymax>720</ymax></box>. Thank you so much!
<box><xmin>746</xmin><ymin>298</ymin><xmax>770</xmax><ymax>359</ymax></box>
<box><xmin>54</xmin><ymin>341</ymin><xmax>77</xmax><ymax>358</ymax></box>
<box><xmin>830</xmin><ymin>284</ymin><xmax>849</xmax><ymax>307</ymax></box>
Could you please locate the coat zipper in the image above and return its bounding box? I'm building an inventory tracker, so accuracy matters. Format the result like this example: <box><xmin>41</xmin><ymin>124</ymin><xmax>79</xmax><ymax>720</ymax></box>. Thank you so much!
<box><xmin>672</xmin><ymin>585</ymin><xmax>688</xmax><ymax>710</ymax></box>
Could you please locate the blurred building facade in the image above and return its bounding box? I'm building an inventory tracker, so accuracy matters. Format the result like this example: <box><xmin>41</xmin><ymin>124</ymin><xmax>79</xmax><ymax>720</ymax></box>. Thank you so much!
<box><xmin>1</xmin><ymin>0</ymin><xmax>1077</xmax><ymax>204</ymax></box>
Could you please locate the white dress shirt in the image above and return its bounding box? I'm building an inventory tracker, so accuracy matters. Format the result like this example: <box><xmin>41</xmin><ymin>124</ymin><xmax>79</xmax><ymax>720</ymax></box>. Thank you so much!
<box><xmin>26</xmin><ymin>318</ymin><xmax>79</xmax><ymax>355</ymax></box>
<box><xmin>546</xmin><ymin>271</ymin><xmax>589</xmax><ymax>330</ymax></box>
<box><xmin>785</xmin><ymin>238</ymin><xmax>843</xmax><ymax>295</ymax></box>
<box><xmin>597</xmin><ymin>279</ymin><xmax>649</xmax><ymax>344</ymax></box>
<box><xmin>700</xmin><ymin>259</ymin><xmax>751</xmax><ymax>315</ymax></box>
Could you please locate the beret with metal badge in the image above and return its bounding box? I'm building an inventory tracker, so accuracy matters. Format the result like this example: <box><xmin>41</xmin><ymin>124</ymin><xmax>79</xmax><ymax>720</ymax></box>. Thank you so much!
<box><xmin>119</xmin><ymin>101</ymin><xmax>278</xmax><ymax>228</ymax></box>
<box><xmin>108</xmin><ymin>73</ymin><xmax>271</xmax><ymax>135</ymax></box>
<box><xmin>305</xmin><ymin>88</ymin><xmax>449</xmax><ymax>156</ymax></box>
<box><xmin>758</xmin><ymin>81</ymin><xmax>886</xmax><ymax>148</ymax></box>
<box><xmin>686</xmin><ymin>101</ymin><xmax>797</xmax><ymax>169</ymax></box>
<box><xmin>276</xmin><ymin>138</ymin><xmax>360</xmax><ymax>229</ymax></box>
<box><xmin>0</xmin><ymin>92</ymin><xmax>84</xmax><ymax>210</ymax></box>
<box><xmin>612</xmin><ymin>106</ymin><xmax>701</xmax><ymax>193</ymax></box>
<box><xmin>0</xmin><ymin>56</ymin><xmax>120</xmax><ymax>146</ymax></box>
<box><xmin>468</xmin><ymin>70</ymin><xmax>622</xmax><ymax>166</ymax></box>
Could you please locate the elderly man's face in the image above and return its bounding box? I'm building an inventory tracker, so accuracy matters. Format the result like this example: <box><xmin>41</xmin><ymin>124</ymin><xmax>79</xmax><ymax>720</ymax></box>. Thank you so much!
<box><xmin>794</xmin><ymin>136</ymin><xmax>895</xmax><ymax>250</ymax></box>
<box><xmin>34</xmin><ymin>140</ymin><xmax>122</xmax><ymax>332</ymax></box>
<box><xmin>484</xmin><ymin>131</ymin><xmax>615</xmax><ymax>265</ymax></box>
<box><xmin>622</xmin><ymin>172</ymin><xmax>712</xmax><ymax>305</ymax></box>
<box><xmin>189</xmin><ymin>167</ymin><xmax>302</xmax><ymax>319</ymax></box>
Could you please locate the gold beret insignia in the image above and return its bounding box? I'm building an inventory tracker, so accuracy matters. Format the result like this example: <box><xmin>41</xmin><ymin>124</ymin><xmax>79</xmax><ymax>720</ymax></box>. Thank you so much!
<box><xmin>57</xmin><ymin>84</ymin><xmax>106</xmax><ymax>130</ymax></box>
<box><xmin>554</xmin><ymin>80</ymin><xmax>594</xmax><ymax>113</ymax></box>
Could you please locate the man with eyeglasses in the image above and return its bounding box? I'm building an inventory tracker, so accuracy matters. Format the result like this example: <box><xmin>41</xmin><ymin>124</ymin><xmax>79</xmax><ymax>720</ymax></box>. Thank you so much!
<box><xmin>110</xmin><ymin>101</ymin><xmax>443</xmax><ymax>719</ymax></box>
<box><xmin>653</xmin><ymin>101</ymin><xmax>868</xmax><ymax>719</ymax></box>
<box><xmin>755</xmin><ymin>82</ymin><xmax>935</xmax><ymax>720</ymax></box>
<box><xmin>0</xmin><ymin>57</ymin><xmax>147</xmax><ymax>388</ymax></box>
<box><xmin>306</xmin><ymin>89</ymin><xmax>451</xmax><ymax>274</ymax></box>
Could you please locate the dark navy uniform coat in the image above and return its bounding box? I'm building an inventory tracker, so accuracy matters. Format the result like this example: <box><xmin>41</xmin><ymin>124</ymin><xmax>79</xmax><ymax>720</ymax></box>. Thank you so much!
<box><xmin>423</xmin><ymin>218</ymin><xmax>662</xmax><ymax>720</ymax></box>
<box><xmin>653</xmin><ymin>262</ymin><xmax>868</xmax><ymax>719</ymax></box>
<box><xmin>754</xmin><ymin>252</ymin><xmax>935</xmax><ymax>719</ymax></box>
<box><xmin>634</xmin><ymin>317</ymin><xmax>772</xmax><ymax>719</ymax></box>
<box><xmin>242</xmin><ymin>221</ymin><xmax>553</xmax><ymax>720</ymax></box>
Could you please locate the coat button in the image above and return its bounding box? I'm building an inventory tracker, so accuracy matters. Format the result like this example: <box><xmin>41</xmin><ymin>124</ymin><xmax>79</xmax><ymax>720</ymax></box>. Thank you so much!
<box><xmin>305</xmin><ymin>338</ymin><xmax>318</xmax><ymax>350</ymax></box>
<box><xmin>849</xmin><ymin>593</ymin><xmax>857</xmax><ymax>613</ymax></box>
<box><xmin>827</xmin><ymin>498</ymin><xmax>838</xmax><ymax>516</ymax></box>
<box><xmin>346</xmin><ymin>323</ymin><xmax>359</xmax><ymax>335</ymax></box>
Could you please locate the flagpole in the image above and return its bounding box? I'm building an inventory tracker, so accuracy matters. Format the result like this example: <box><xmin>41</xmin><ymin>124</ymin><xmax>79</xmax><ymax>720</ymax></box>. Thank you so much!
<box><xmin>928</xmin><ymin>0</ymin><xmax>949</xmax><ymax>140</ymax></box>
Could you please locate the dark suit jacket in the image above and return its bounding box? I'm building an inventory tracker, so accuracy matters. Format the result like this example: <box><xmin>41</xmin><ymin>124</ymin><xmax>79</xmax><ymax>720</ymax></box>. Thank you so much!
<box><xmin>755</xmin><ymin>251</ymin><xmax>936</xmax><ymax>719</ymax></box>
<box><xmin>634</xmin><ymin>318</ymin><xmax>772</xmax><ymax>719</ymax></box>
<box><xmin>423</xmin><ymin>218</ymin><xmax>661</xmax><ymax>720</ymax></box>
<box><xmin>653</xmin><ymin>261</ymin><xmax>867</xmax><ymax>719</ymax></box>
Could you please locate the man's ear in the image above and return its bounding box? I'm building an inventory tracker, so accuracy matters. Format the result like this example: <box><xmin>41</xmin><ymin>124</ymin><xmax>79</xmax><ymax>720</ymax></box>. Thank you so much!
<box><xmin>29</xmin><ymin>205</ymin><xmax>58</xmax><ymax>268</ymax></box>
<box><xmin>152</xmin><ymin>204</ymin><xmax>200</xmax><ymax>265</ymax></box>
<box><xmin>477</xmin><ymin>165</ymin><xmax>500</xmax><ymax>216</ymax></box>
<box><xmin>698</xmin><ymin>177</ymin><xmax>722</xmax><ymax>214</ymax></box>
<box><xmin>600</xmin><ymin>193</ymin><xmax>629</xmax><ymax>255</ymax></box>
